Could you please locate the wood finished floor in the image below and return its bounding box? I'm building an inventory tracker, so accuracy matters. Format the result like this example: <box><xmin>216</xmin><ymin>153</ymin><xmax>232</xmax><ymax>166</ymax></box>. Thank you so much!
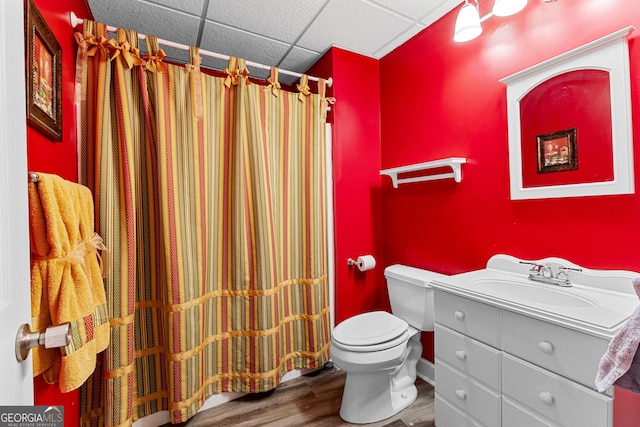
<box><xmin>171</xmin><ymin>368</ymin><xmax>435</xmax><ymax>427</ymax></box>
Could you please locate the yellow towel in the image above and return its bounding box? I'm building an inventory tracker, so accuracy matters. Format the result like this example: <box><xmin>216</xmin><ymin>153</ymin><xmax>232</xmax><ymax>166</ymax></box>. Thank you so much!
<box><xmin>28</xmin><ymin>173</ymin><xmax>109</xmax><ymax>392</ymax></box>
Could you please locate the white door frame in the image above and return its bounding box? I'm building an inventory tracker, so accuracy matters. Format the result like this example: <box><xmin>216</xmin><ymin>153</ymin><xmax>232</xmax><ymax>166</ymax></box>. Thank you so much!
<box><xmin>0</xmin><ymin>0</ymin><xmax>35</xmax><ymax>405</ymax></box>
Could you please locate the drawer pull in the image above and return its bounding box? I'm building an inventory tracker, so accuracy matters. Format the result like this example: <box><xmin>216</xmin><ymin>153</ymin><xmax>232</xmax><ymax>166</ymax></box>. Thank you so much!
<box><xmin>455</xmin><ymin>389</ymin><xmax>467</xmax><ymax>400</ymax></box>
<box><xmin>455</xmin><ymin>350</ymin><xmax>467</xmax><ymax>361</ymax></box>
<box><xmin>454</xmin><ymin>310</ymin><xmax>466</xmax><ymax>321</ymax></box>
<box><xmin>538</xmin><ymin>391</ymin><xmax>554</xmax><ymax>406</ymax></box>
<box><xmin>538</xmin><ymin>341</ymin><xmax>554</xmax><ymax>354</ymax></box>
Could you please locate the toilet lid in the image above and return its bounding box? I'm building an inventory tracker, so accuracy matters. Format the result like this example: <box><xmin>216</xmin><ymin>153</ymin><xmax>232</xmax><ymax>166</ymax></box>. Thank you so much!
<box><xmin>332</xmin><ymin>311</ymin><xmax>408</xmax><ymax>351</ymax></box>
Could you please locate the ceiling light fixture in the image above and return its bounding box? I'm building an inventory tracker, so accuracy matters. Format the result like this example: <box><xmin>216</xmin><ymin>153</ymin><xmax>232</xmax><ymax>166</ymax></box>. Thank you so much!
<box><xmin>453</xmin><ymin>1</ymin><xmax>482</xmax><ymax>42</ymax></box>
<box><xmin>454</xmin><ymin>0</ymin><xmax>528</xmax><ymax>42</ymax></box>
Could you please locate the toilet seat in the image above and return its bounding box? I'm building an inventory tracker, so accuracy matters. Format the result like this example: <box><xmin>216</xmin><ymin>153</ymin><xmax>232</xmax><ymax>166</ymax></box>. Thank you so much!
<box><xmin>332</xmin><ymin>311</ymin><xmax>409</xmax><ymax>352</ymax></box>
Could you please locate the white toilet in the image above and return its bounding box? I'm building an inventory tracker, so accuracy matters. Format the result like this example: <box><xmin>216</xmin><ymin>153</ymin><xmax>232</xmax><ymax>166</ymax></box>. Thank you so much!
<box><xmin>330</xmin><ymin>264</ymin><xmax>446</xmax><ymax>424</ymax></box>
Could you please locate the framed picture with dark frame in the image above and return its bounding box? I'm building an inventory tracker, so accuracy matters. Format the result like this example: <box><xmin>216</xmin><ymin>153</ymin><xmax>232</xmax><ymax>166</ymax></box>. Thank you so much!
<box><xmin>536</xmin><ymin>128</ymin><xmax>577</xmax><ymax>173</ymax></box>
<box><xmin>25</xmin><ymin>0</ymin><xmax>62</xmax><ymax>141</ymax></box>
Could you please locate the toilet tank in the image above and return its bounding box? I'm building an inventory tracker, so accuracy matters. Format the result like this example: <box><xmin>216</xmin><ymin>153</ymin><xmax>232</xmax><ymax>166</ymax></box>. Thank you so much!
<box><xmin>384</xmin><ymin>264</ymin><xmax>448</xmax><ymax>331</ymax></box>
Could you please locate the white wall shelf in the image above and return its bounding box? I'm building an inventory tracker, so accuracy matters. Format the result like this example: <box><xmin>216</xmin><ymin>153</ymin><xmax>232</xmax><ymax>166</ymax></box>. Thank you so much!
<box><xmin>380</xmin><ymin>157</ymin><xmax>467</xmax><ymax>188</ymax></box>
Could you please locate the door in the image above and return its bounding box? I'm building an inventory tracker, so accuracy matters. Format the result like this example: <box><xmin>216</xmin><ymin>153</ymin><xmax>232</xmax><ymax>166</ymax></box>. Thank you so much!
<box><xmin>0</xmin><ymin>0</ymin><xmax>35</xmax><ymax>404</ymax></box>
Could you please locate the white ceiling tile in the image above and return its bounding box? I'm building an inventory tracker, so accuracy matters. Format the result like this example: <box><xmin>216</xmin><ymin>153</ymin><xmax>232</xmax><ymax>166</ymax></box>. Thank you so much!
<box><xmin>206</xmin><ymin>0</ymin><xmax>328</xmax><ymax>44</ymax></box>
<box><xmin>87</xmin><ymin>0</ymin><xmax>200</xmax><ymax>45</ymax></box>
<box><xmin>297</xmin><ymin>0</ymin><xmax>414</xmax><ymax>57</ymax></box>
<box><xmin>373</xmin><ymin>24</ymin><xmax>426</xmax><ymax>58</ymax></box>
<box><xmin>200</xmin><ymin>21</ymin><xmax>291</xmax><ymax>72</ymax></box>
<box><xmin>369</xmin><ymin>0</ymin><xmax>452</xmax><ymax>20</ymax></box>
<box><xmin>279</xmin><ymin>47</ymin><xmax>323</xmax><ymax>78</ymax></box>
<box><xmin>421</xmin><ymin>0</ymin><xmax>463</xmax><ymax>27</ymax></box>
<box><xmin>86</xmin><ymin>0</ymin><xmax>459</xmax><ymax>76</ymax></box>
<box><xmin>146</xmin><ymin>0</ymin><xmax>205</xmax><ymax>16</ymax></box>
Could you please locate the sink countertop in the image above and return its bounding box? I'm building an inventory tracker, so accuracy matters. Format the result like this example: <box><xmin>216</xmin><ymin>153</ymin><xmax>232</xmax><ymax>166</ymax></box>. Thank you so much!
<box><xmin>430</xmin><ymin>255</ymin><xmax>640</xmax><ymax>340</ymax></box>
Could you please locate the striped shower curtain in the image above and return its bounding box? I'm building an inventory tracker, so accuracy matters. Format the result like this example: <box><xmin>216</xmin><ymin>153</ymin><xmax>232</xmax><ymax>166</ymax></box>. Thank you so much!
<box><xmin>75</xmin><ymin>22</ymin><xmax>332</xmax><ymax>426</ymax></box>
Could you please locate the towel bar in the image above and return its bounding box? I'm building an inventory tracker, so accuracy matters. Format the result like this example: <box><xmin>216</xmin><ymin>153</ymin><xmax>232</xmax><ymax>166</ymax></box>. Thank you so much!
<box><xmin>28</xmin><ymin>172</ymin><xmax>39</xmax><ymax>182</ymax></box>
<box><xmin>380</xmin><ymin>158</ymin><xmax>466</xmax><ymax>188</ymax></box>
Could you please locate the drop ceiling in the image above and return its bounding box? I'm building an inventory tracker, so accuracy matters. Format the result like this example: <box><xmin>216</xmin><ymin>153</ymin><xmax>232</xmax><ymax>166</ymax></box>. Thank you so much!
<box><xmin>85</xmin><ymin>0</ymin><xmax>462</xmax><ymax>84</ymax></box>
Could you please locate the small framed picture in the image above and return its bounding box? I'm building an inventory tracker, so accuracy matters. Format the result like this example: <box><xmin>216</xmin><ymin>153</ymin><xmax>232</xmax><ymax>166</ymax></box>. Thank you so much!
<box><xmin>536</xmin><ymin>128</ymin><xmax>577</xmax><ymax>173</ymax></box>
<box><xmin>25</xmin><ymin>0</ymin><xmax>62</xmax><ymax>141</ymax></box>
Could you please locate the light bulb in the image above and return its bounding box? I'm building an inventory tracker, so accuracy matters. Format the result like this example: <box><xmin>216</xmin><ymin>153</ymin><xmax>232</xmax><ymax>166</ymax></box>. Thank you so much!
<box><xmin>493</xmin><ymin>0</ymin><xmax>528</xmax><ymax>17</ymax></box>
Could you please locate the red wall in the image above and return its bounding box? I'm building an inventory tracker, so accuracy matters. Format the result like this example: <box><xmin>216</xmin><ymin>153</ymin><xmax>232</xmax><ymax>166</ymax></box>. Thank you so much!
<box><xmin>380</xmin><ymin>0</ymin><xmax>640</xmax><ymax>426</ymax></box>
<box><xmin>27</xmin><ymin>0</ymin><xmax>93</xmax><ymax>425</ymax></box>
<box><xmin>308</xmin><ymin>48</ymin><xmax>387</xmax><ymax>323</ymax></box>
<box><xmin>26</xmin><ymin>0</ymin><xmax>640</xmax><ymax>425</ymax></box>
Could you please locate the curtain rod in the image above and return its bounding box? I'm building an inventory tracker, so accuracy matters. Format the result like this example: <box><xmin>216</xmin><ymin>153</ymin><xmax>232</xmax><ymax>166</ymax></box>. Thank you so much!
<box><xmin>69</xmin><ymin>12</ymin><xmax>332</xmax><ymax>87</ymax></box>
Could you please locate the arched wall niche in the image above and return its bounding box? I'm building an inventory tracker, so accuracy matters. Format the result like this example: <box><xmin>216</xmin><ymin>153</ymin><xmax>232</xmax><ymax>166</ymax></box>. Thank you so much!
<box><xmin>501</xmin><ymin>27</ymin><xmax>634</xmax><ymax>200</ymax></box>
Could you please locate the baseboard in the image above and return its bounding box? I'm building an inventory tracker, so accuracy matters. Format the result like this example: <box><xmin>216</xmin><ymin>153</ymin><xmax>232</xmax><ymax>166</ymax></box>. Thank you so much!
<box><xmin>417</xmin><ymin>357</ymin><xmax>435</xmax><ymax>387</ymax></box>
<box><xmin>132</xmin><ymin>368</ymin><xmax>315</xmax><ymax>427</ymax></box>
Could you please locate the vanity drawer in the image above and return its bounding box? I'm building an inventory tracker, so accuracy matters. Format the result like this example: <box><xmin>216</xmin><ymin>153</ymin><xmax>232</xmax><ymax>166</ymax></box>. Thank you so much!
<box><xmin>502</xmin><ymin>353</ymin><xmax>612</xmax><ymax>427</ymax></box>
<box><xmin>435</xmin><ymin>323</ymin><xmax>501</xmax><ymax>389</ymax></box>
<box><xmin>435</xmin><ymin>396</ymin><xmax>485</xmax><ymax>427</ymax></box>
<box><xmin>436</xmin><ymin>360</ymin><xmax>501</xmax><ymax>427</ymax></box>
<box><xmin>434</xmin><ymin>290</ymin><xmax>499</xmax><ymax>347</ymax></box>
<box><xmin>501</xmin><ymin>310</ymin><xmax>609</xmax><ymax>387</ymax></box>
<box><xmin>503</xmin><ymin>396</ymin><xmax>560</xmax><ymax>427</ymax></box>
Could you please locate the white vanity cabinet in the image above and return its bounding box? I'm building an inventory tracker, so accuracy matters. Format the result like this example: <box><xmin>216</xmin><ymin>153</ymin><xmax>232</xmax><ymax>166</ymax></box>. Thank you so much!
<box><xmin>430</xmin><ymin>255</ymin><xmax>639</xmax><ymax>427</ymax></box>
<box><xmin>431</xmin><ymin>255</ymin><xmax>640</xmax><ymax>427</ymax></box>
<box><xmin>433</xmin><ymin>289</ymin><xmax>613</xmax><ymax>427</ymax></box>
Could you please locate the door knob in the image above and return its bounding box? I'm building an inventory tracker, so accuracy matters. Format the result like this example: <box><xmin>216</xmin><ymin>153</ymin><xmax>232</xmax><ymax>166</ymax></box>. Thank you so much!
<box><xmin>15</xmin><ymin>323</ymin><xmax>71</xmax><ymax>362</ymax></box>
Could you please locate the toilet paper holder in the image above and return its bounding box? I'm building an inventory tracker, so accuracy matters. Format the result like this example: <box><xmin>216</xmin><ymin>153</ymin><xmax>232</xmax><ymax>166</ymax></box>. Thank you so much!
<box><xmin>346</xmin><ymin>255</ymin><xmax>376</xmax><ymax>272</ymax></box>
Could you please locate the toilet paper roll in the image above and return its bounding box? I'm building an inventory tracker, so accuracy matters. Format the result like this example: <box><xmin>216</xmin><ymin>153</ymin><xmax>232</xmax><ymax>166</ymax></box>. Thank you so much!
<box><xmin>356</xmin><ymin>255</ymin><xmax>376</xmax><ymax>272</ymax></box>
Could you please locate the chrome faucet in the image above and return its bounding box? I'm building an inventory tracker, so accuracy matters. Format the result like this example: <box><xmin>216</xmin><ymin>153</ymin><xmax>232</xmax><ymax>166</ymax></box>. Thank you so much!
<box><xmin>519</xmin><ymin>261</ymin><xmax>582</xmax><ymax>288</ymax></box>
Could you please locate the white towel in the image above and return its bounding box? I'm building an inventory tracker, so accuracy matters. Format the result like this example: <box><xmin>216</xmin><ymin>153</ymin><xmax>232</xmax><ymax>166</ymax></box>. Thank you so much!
<box><xmin>595</xmin><ymin>278</ymin><xmax>640</xmax><ymax>393</ymax></box>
